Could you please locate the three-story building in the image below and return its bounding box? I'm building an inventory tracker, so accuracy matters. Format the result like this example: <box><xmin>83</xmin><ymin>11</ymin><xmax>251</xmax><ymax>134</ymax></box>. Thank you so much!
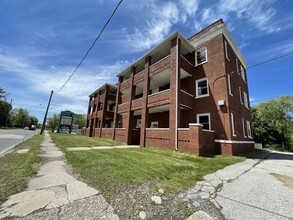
<box><xmin>84</xmin><ymin>19</ymin><xmax>254</xmax><ymax>155</ymax></box>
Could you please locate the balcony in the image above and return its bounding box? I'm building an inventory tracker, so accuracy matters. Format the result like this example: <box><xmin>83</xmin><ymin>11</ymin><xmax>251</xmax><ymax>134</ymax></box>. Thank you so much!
<box><xmin>134</xmin><ymin>70</ymin><xmax>145</xmax><ymax>84</ymax></box>
<box><xmin>131</xmin><ymin>98</ymin><xmax>143</xmax><ymax>111</ymax></box>
<box><xmin>180</xmin><ymin>55</ymin><xmax>193</xmax><ymax>74</ymax></box>
<box><xmin>148</xmin><ymin>89</ymin><xmax>170</xmax><ymax>108</ymax></box>
<box><xmin>117</xmin><ymin>102</ymin><xmax>128</xmax><ymax>113</ymax></box>
<box><xmin>120</xmin><ymin>78</ymin><xmax>130</xmax><ymax>92</ymax></box>
<box><xmin>180</xmin><ymin>90</ymin><xmax>194</xmax><ymax>109</ymax></box>
<box><xmin>149</xmin><ymin>55</ymin><xmax>171</xmax><ymax>77</ymax></box>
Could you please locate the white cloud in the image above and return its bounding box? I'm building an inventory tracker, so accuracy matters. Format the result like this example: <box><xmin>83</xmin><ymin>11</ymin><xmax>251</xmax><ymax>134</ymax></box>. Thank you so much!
<box><xmin>218</xmin><ymin>0</ymin><xmax>279</xmax><ymax>33</ymax></box>
<box><xmin>127</xmin><ymin>0</ymin><xmax>200</xmax><ymax>51</ymax></box>
<box><xmin>127</xmin><ymin>1</ymin><xmax>179</xmax><ymax>51</ymax></box>
<box><xmin>0</xmin><ymin>53</ymin><xmax>129</xmax><ymax>117</ymax></box>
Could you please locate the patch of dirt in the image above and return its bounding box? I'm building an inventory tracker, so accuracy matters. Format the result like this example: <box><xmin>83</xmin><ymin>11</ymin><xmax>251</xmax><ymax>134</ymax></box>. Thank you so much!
<box><xmin>270</xmin><ymin>173</ymin><xmax>293</xmax><ymax>189</ymax></box>
<box><xmin>111</xmin><ymin>182</ymin><xmax>195</xmax><ymax>220</ymax></box>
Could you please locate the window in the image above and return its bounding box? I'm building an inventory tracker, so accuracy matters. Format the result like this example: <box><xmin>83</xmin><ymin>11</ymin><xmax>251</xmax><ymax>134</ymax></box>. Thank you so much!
<box><xmin>196</xmin><ymin>78</ymin><xmax>209</xmax><ymax>98</ymax></box>
<box><xmin>197</xmin><ymin>113</ymin><xmax>211</xmax><ymax>130</ymax></box>
<box><xmin>231</xmin><ymin>112</ymin><xmax>236</xmax><ymax>136</ymax></box>
<box><xmin>236</xmin><ymin>58</ymin><xmax>239</xmax><ymax>74</ymax></box>
<box><xmin>247</xmin><ymin>121</ymin><xmax>252</xmax><ymax>138</ymax></box>
<box><xmin>228</xmin><ymin>75</ymin><xmax>233</xmax><ymax>96</ymax></box>
<box><xmin>242</xmin><ymin>118</ymin><xmax>246</xmax><ymax>138</ymax></box>
<box><xmin>117</xmin><ymin>121</ymin><xmax>121</xmax><ymax>128</ymax></box>
<box><xmin>243</xmin><ymin>91</ymin><xmax>249</xmax><ymax>108</ymax></box>
<box><xmin>151</xmin><ymin>121</ymin><xmax>158</xmax><ymax>128</ymax></box>
<box><xmin>225</xmin><ymin>41</ymin><xmax>229</xmax><ymax>60</ymax></box>
<box><xmin>195</xmin><ymin>47</ymin><xmax>207</xmax><ymax>65</ymax></box>
<box><xmin>240</xmin><ymin>65</ymin><xmax>246</xmax><ymax>82</ymax></box>
<box><xmin>239</xmin><ymin>87</ymin><xmax>243</xmax><ymax>104</ymax></box>
<box><xmin>136</xmin><ymin>119</ymin><xmax>141</xmax><ymax>128</ymax></box>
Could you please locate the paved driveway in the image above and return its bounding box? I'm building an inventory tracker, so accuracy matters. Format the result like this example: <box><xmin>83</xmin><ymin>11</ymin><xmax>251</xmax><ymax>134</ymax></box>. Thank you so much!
<box><xmin>215</xmin><ymin>151</ymin><xmax>293</xmax><ymax>220</ymax></box>
<box><xmin>0</xmin><ymin>129</ymin><xmax>39</xmax><ymax>156</ymax></box>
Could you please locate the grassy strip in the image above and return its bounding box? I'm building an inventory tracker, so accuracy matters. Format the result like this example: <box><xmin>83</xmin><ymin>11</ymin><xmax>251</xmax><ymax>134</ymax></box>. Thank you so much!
<box><xmin>50</xmin><ymin>133</ymin><xmax>122</xmax><ymax>151</ymax></box>
<box><xmin>51</xmin><ymin>133</ymin><xmax>245</xmax><ymax>200</ymax></box>
<box><xmin>0</xmin><ymin>134</ymin><xmax>42</xmax><ymax>204</ymax></box>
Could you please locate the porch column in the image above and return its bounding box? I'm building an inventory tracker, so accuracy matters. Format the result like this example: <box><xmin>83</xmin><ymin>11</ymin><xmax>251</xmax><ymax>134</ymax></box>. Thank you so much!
<box><xmin>113</xmin><ymin>77</ymin><xmax>122</xmax><ymax>140</ymax></box>
<box><xmin>169</xmin><ymin>37</ymin><xmax>181</xmax><ymax>150</ymax></box>
<box><xmin>140</xmin><ymin>56</ymin><xmax>151</xmax><ymax>147</ymax></box>
<box><xmin>92</xmin><ymin>93</ymin><xmax>100</xmax><ymax>137</ymax></box>
<box><xmin>99</xmin><ymin>86</ymin><xmax>109</xmax><ymax>138</ymax></box>
<box><xmin>125</xmin><ymin>67</ymin><xmax>135</xmax><ymax>145</ymax></box>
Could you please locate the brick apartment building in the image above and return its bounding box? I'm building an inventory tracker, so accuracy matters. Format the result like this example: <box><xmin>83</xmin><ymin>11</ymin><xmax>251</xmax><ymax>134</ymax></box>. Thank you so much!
<box><xmin>84</xmin><ymin>19</ymin><xmax>254</xmax><ymax>155</ymax></box>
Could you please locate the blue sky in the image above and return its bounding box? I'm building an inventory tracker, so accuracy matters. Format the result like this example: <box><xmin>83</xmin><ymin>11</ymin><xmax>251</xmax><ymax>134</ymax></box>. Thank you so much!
<box><xmin>0</xmin><ymin>0</ymin><xmax>292</xmax><ymax>122</ymax></box>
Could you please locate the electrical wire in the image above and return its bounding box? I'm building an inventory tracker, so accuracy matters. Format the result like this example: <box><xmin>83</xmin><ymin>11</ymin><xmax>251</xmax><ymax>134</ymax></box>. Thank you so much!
<box><xmin>54</xmin><ymin>0</ymin><xmax>123</xmax><ymax>94</ymax></box>
<box><xmin>247</xmin><ymin>51</ymin><xmax>293</xmax><ymax>69</ymax></box>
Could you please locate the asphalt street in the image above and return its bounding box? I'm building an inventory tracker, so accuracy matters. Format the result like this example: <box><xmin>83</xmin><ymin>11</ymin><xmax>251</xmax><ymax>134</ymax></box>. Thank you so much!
<box><xmin>215</xmin><ymin>151</ymin><xmax>293</xmax><ymax>220</ymax></box>
<box><xmin>0</xmin><ymin>129</ymin><xmax>39</xmax><ymax>156</ymax></box>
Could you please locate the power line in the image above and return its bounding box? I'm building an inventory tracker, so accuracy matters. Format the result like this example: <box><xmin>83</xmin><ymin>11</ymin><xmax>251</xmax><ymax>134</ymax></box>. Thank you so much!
<box><xmin>55</xmin><ymin>0</ymin><xmax>123</xmax><ymax>94</ymax></box>
<box><xmin>247</xmin><ymin>51</ymin><xmax>293</xmax><ymax>69</ymax></box>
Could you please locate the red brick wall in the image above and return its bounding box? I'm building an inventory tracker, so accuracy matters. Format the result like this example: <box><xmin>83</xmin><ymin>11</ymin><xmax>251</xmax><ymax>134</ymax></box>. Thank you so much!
<box><xmin>101</xmin><ymin>128</ymin><xmax>113</xmax><ymax>139</ymax></box>
<box><xmin>145</xmin><ymin>129</ymin><xmax>173</xmax><ymax>150</ymax></box>
<box><xmin>114</xmin><ymin>128</ymin><xmax>127</xmax><ymax>143</ymax></box>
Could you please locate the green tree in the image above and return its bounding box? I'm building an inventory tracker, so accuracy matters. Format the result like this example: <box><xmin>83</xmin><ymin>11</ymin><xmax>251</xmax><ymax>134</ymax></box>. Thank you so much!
<box><xmin>30</xmin><ymin>116</ymin><xmax>38</xmax><ymax>126</ymax></box>
<box><xmin>47</xmin><ymin>113</ymin><xmax>59</xmax><ymax>130</ymax></box>
<box><xmin>11</xmin><ymin>108</ymin><xmax>30</xmax><ymax>128</ymax></box>
<box><xmin>0</xmin><ymin>100</ymin><xmax>12</xmax><ymax>127</ymax></box>
<box><xmin>252</xmin><ymin>96</ymin><xmax>293</xmax><ymax>150</ymax></box>
<box><xmin>73</xmin><ymin>114</ymin><xmax>86</xmax><ymax>128</ymax></box>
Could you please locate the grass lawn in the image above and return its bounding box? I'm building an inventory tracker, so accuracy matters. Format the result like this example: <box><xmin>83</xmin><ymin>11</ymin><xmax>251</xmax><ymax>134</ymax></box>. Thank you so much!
<box><xmin>0</xmin><ymin>134</ymin><xmax>42</xmax><ymax>204</ymax></box>
<box><xmin>51</xmin><ymin>133</ymin><xmax>250</xmax><ymax>218</ymax></box>
<box><xmin>50</xmin><ymin>133</ymin><xmax>122</xmax><ymax>151</ymax></box>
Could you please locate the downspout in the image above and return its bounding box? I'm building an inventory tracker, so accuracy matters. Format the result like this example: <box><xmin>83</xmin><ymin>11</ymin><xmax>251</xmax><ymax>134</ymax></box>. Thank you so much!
<box><xmin>175</xmin><ymin>35</ymin><xmax>180</xmax><ymax>151</ymax></box>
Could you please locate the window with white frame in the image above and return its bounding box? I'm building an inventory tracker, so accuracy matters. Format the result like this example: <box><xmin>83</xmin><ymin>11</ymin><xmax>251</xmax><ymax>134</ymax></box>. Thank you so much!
<box><xmin>225</xmin><ymin>41</ymin><xmax>229</xmax><ymax>60</ymax></box>
<box><xmin>240</xmin><ymin>65</ymin><xmax>246</xmax><ymax>82</ymax></box>
<box><xmin>243</xmin><ymin>91</ymin><xmax>249</xmax><ymax>108</ymax></box>
<box><xmin>136</xmin><ymin>119</ymin><xmax>141</xmax><ymax>128</ymax></box>
<box><xmin>247</xmin><ymin>121</ymin><xmax>252</xmax><ymax>138</ymax></box>
<box><xmin>231</xmin><ymin>112</ymin><xmax>236</xmax><ymax>136</ymax></box>
<box><xmin>236</xmin><ymin>58</ymin><xmax>239</xmax><ymax>74</ymax></box>
<box><xmin>239</xmin><ymin>87</ymin><xmax>243</xmax><ymax>104</ymax></box>
<box><xmin>196</xmin><ymin>78</ymin><xmax>209</xmax><ymax>98</ymax></box>
<box><xmin>151</xmin><ymin>121</ymin><xmax>158</xmax><ymax>128</ymax></box>
<box><xmin>195</xmin><ymin>47</ymin><xmax>207</xmax><ymax>65</ymax></box>
<box><xmin>228</xmin><ymin>75</ymin><xmax>233</xmax><ymax>96</ymax></box>
<box><xmin>197</xmin><ymin>113</ymin><xmax>211</xmax><ymax>130</ymax></box>
<box><xmin>242</xmin><ymin>118</ymin><xmax>246</xmax><ymax>138</ymax></box>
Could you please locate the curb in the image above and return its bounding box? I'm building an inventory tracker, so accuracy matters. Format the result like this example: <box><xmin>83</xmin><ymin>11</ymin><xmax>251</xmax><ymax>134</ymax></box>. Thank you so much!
<box><xmin>0</xmin><ymin>131</ymin><xmax>40</xmax><ymax>157</ymax></box>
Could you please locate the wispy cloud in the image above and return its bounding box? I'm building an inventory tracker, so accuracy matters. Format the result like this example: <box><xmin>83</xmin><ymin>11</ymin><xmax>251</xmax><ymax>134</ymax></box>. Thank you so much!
<box><xmin>0</xmin><ymin>52</ymin><xmax>129</xmax><ymax>117</ymax></box>
<box><xmin>126</xmin><ymin>0</ymin><xmax>199</xmax><ymax>51</ymax></box>
<box><xmin>218</xmin><ymin>0</ymin><xmax>279</xmax><ymax>33</ymax></box>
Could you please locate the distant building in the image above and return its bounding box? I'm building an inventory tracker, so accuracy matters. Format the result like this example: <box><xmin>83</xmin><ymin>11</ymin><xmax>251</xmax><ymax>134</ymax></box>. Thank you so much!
<box><xmin>84</xmin><ymin>19</ymin><xmax>254</xmax><ymax>155</ymax></box>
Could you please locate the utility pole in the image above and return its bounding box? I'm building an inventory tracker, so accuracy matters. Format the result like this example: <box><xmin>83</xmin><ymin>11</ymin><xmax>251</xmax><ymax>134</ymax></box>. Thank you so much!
<box><xmin>40</xmin><ymin>90</ymin><xmax>53</xmax><ymax>135</ymax></box>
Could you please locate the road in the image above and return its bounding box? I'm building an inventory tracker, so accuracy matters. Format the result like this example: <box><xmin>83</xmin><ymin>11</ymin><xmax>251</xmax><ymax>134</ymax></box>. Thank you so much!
<box><xmin>215</xmin><ymin>151</ymin><xmax>293</xmax><ymax>220</ymax></box>
<box><xmin>0</xmin><ymin>129</ymin><xmax>40</xmax><ymax>156</ymax></box>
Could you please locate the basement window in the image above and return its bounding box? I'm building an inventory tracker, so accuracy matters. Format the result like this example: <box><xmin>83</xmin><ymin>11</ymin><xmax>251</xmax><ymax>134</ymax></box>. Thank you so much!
<box><xmin>197</xmin><ymin>113</ymin><xmax>211</xmax><ymax>130</ymax></box>
<box><xmin>195</xmin><ymin>47</ymin><xmax>207</xmax><ymax>65</ymax></box>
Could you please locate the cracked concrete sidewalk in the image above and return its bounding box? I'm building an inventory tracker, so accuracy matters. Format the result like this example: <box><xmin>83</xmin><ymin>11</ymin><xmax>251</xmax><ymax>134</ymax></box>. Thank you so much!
<box><xmin>0</xmin><ymin>131</ymin><xmax>119</xmax><ymax>219</ymax></box>
<box><xmin>185</xmin><ymin>150</ymin><xmax>293</xmax><ymax>220</ymax></box>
